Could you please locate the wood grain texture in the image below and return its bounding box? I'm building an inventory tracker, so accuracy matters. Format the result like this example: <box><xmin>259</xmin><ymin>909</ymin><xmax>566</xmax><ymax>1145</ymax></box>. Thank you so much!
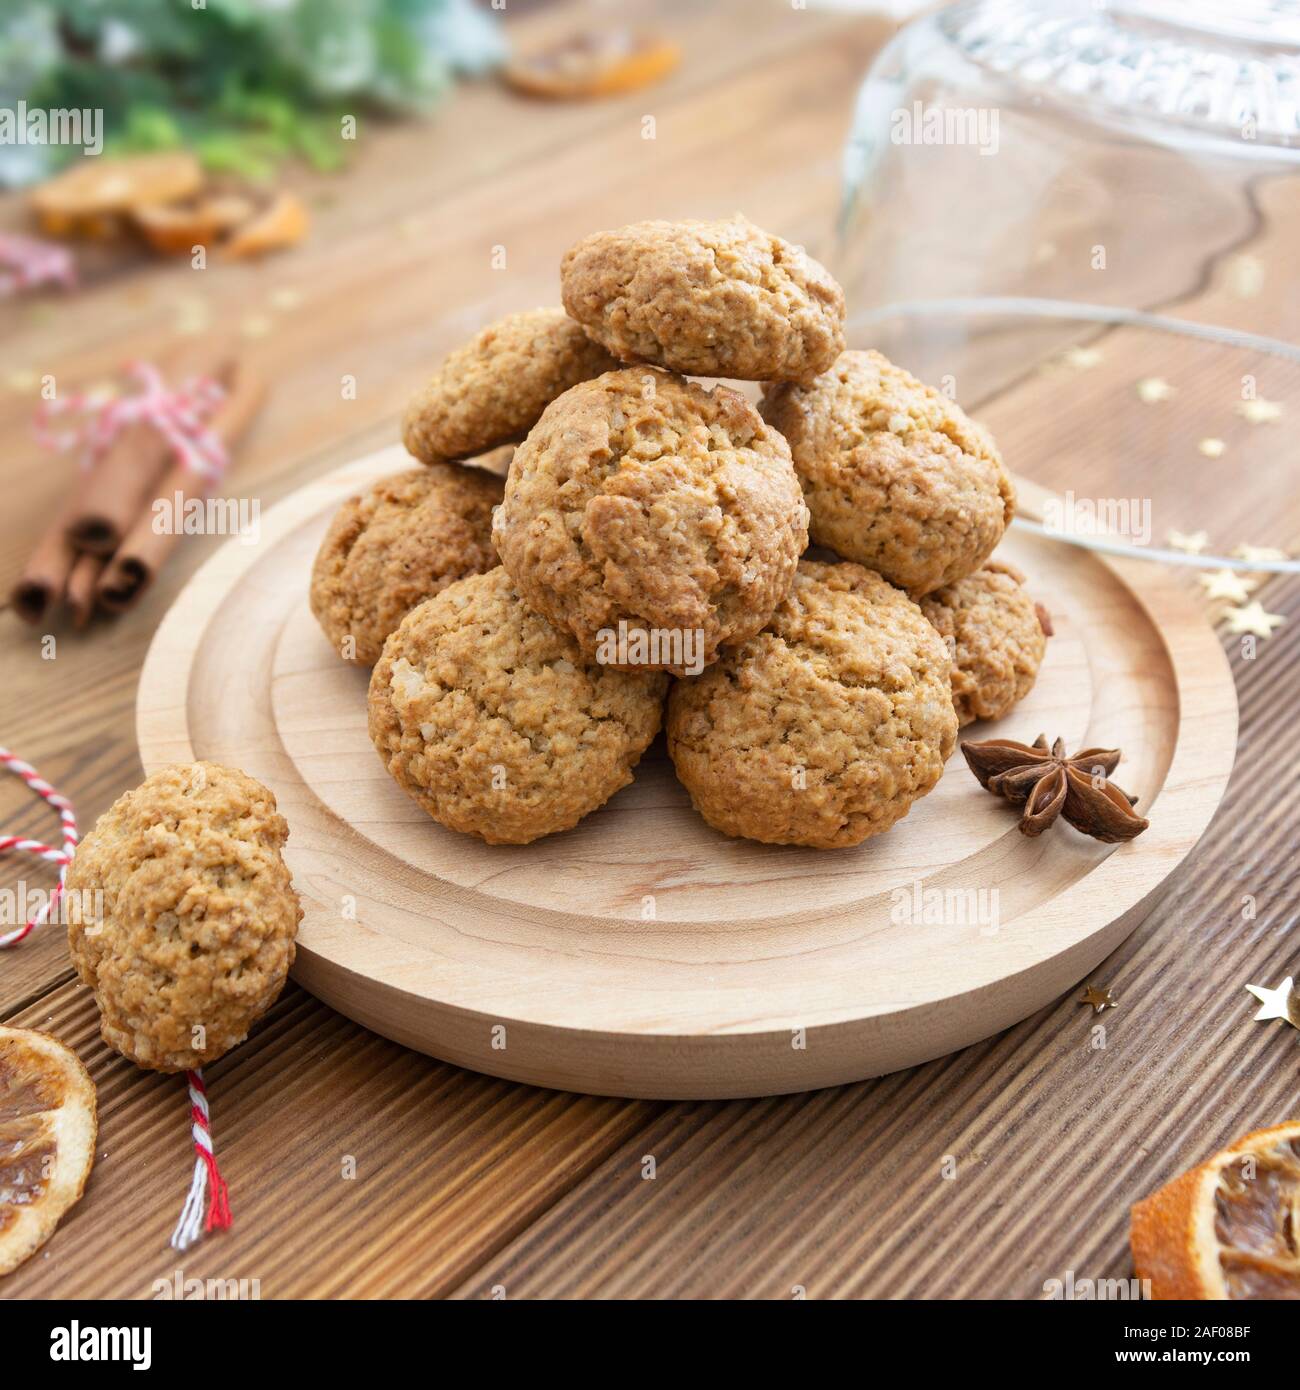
<box><xmin>133</xmin><ymin>455</ymin><xmax>1236</xmax><ymax>1096</ymax></box>
<box><xmin>1</xmin><ymin>0</ymin><xmax>1297</xmax><ymax>1298</ymax></box>
<box><xmin>3</xmin><ymin>978</ymin><xmax>659</xmax><ymax>1298</ymax></box>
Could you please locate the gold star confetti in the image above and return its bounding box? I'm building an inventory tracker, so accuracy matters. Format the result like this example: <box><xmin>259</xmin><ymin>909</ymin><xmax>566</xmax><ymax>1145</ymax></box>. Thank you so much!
<box><xmin>1233</xmin><ymin>543</ymin><xmax>1288</xmax><ymax>566</ymax></box>
<box><xmin>1136</xmin><ymin>377</ymin><xmax>1176</xmax><ymax>403</ymax></box>
<box><xmin>1168</xmin><ymin>529</ymin><xmax>1209</xmax><ymax>555</ymax></box>
<box><xmin>1198</xmin><ymin>438</ymin><xmax>1225</xmax><ymax>458</ymax></box>
<box><xmin>1198</xmin><ymin>570</ymin><xmax>1255</xmax><ymax>603</ymax></box>
<box><xmin>1061</xmin><ymin>346</ymin><xmax>1103</xmax><ymax>370</ymax></box>
<box><xmin>269</xmin><ymin>287</ymin><xmax>302</xmax><ymax>311</ymax></box>
<box><xmin>1236</xmin><ymin>398</ymin><xmax>1282</xmax><ymax>425</ymax></box>
<box><xmin>1244</xmin><ymin>977</ymin><xmax>1299</xmax><ymax>1028</ymax></box>
<box><xmin>1224</xmin><ymin>253</ymin><xmax>1265</xmax><ymax>299</ymax></box>
<box><xmin>1223</xmin><ymin>601</ymin><xmax>1286</xmax><ymax>638</ymax></box>
<box><xmin>4</xmin><ymin>369</ymin><xmax>38</xmax><ymax>393</ymax></box>
<box><xmin>1080</xmin><ymin>984</ymin><xmax>1116</xmax><ymax>1014</ymax></box>
<box><xmin>173</xmin><ymin>296</ymin><xmax>211</xmax><ymax>336</ymax></box>
<box><xmin>241</xmin><ymin>313</ymin><xmax>273</xmax><ymax>339</ymax></box>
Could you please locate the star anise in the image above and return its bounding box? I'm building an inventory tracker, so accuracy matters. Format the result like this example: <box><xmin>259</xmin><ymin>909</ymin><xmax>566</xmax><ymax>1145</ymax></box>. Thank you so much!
<box><xmin>961</xmin><ymin>735</ymin><xmax>1149</xmax><ymax>843</ymax></box>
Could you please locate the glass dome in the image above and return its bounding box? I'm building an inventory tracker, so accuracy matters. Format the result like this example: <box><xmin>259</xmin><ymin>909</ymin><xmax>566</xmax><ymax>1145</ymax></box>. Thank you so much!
<box><xmin>836</xmin><ymin>0</ymin><xmax>1300</xmax><ymax>576</ymax></box>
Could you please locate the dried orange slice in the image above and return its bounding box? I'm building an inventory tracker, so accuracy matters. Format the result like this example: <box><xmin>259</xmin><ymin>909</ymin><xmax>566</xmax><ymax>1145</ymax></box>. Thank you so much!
<box><xmin>132</xmin><ymin>192</ymin><xmax>258</xmax><ymax>255</ymax></box>
<box><xmin>223</xmin><ymin>190</ymin><xmax>309</xmax><ymax>259</ymax></box>
<box><xmin>31</xmin><ymin>153</ymin><xmax>203</xmax><ymax>236</ymax></box>
<box><xmin>0</xmin><ymin>1026</ymin><xmax>97</xmax><ymax>1276</ymax></box>
<box><xmin>505</xmin><ymin>30</ymin><xmax>680</xmax><ymax>100</ymax></box>
<box><xmin>1131</xmin><ymin>1121</ymin><xmax>1300</xmax><ymax>1299</ymax></box>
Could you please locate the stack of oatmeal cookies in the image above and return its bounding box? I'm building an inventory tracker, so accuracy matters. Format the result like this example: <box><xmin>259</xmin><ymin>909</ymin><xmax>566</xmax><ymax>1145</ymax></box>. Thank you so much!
<box><xmin>309</xmin><ymin>215</ymin><xmax>1049</xmax><ymax>848</ymax></box>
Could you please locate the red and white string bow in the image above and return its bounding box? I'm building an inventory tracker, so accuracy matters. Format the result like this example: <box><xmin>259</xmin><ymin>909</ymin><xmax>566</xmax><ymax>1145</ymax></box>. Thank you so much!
<box><xmin>0</xmin><ymin>232</ymin><xmax>76</xmax><ymax>298</ymax></box>
<box><xmin>35</xmin><ymin>361</ymin><xmax>230</xmax><ymax>482</ymax></box>
<box><xmin>0</xmin><ymin>747</ymin><xmax>77</xmax><ymax>948</ymax></box>
<box><xmin>0</xmin><ymin>750</ymin><xmax>232</xmax><ymax>1248</ymax></box>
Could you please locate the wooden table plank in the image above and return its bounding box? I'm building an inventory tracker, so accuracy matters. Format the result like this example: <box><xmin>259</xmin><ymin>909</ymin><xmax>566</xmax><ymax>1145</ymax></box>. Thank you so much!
<box><xmin>3</xmin><ymin>978</ymin><xmax>661</xmax><ymax>1298</ymax></box>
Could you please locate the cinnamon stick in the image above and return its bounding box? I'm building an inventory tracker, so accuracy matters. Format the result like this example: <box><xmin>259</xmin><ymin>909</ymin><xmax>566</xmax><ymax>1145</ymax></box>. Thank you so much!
<box><xmin>64</xmin><ymin>552</ymin><xmax>105</xmax><ymax>629</ymax></box>
<box><xmin>65</xmin><ymin>342</ymin><xmax>237</xmax><ymax>557</ymax></box>
<box><xmin>97</xmin><ymin>367</ymin><xmax>267</xmax><ymax>614</ymax></box>
<box><xmin>10</xmin><ymin>483</ymin><xmax>85</xmax><ymax>623</ymax></box>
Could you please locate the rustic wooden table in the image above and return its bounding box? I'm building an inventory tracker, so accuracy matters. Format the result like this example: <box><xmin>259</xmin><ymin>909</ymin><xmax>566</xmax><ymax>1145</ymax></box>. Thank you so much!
<box><xmin>2</xmin><ymin>0</ymin><xmax>1297</xmax><ymax>1299</ymax></box>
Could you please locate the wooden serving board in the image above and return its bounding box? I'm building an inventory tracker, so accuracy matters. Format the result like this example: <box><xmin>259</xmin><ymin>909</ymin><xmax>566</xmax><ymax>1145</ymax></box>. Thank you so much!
<box><xmin>137</xmin><ymin>447</ymin><xmax>1237</xmax><ymax>1099</ymax></box>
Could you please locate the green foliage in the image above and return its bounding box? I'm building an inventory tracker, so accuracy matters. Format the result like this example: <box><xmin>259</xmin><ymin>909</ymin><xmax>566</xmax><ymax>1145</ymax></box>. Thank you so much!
<box><xmin>0</xmin><ymin>0</ymin><xmax>503</xmax><ymax>185</ymax></box>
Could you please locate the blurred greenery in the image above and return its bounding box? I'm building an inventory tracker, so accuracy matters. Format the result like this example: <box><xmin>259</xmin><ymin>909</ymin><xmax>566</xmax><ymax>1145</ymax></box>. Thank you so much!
<box><xmin>0</xmin><ymin>0</ymin><xmax>505</xmax><ymax>185</ymax></box>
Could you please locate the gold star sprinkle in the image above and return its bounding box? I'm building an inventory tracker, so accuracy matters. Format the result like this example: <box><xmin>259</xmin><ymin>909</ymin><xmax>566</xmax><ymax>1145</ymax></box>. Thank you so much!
<box><xmin>1137</xmin><ymin>377</ymin><xmax>1176</xmax><ymax>403</ymax></box>
<box><xmin>1080</xmin><ymin>985</ymin><xmax>1116</xmax><ymax>1014</ymax></box>
<box><xmin>241</xmin><ymin>313</ymin><xmax>273</xmax><ymax>339</ymax></box>
<box><xmin>1224</xmin><ymin>253</ymin><xmax>1264</xmax><ymax>299</ymax></box>
<box><xmin>1198</xmin><ymin>570</ymin><xmax>1255</xmax><ymax>603</ymax></box>
<box><xmin>1061</xmin><ymin>346</ymin><xmax>1103</xmax><ymax>370</ymax></box>
<box><xmin>270</xmin><ymin>287</ymin><xmax>302</xmax><ymax>311</ymax></box>
<box><xmin>4</xmin><ymin>369</ymin><xmax>38</xmax><ymax>393</ymax></box>
<box><xmin>1198</xmin><ymin>438</ymin><xmax>1225</xmax><ymax>458</ymax></box>
<box><xmin>1168</xmin><ymin>530</ymin><xmax>1210</xmax><ymax>555</ymax></box>
<box><xmin>1236</xmin><ymin>398</ymin><xmax>1282</xmax><ymax>425</ymax></box>
<box><xmin>1223</xmin><ymin>601</ymin><xmax>1286</xmax><ymax>638</ymax></box>
<box><xmin>1233</xmin><ymin>543</ymin><xmax>1288</xmax><ymax>567</ymax></box>
<box><xmin>1244</xmin><ymin>977</ymin><xmax>1299</xmax><ymax>1028</ymax></box>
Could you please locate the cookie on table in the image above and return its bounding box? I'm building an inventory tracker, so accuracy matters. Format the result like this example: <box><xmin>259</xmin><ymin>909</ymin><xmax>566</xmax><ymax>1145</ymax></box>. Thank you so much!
<box><xmin>919</xmin><ymin>560</ymin><xmax>1051</xmax><ymax>726</ymax></box>
<box><xmin>66</xmin><ymin>762</ymin><xmax>301</xmax><ymax>1072</ymax></box>
<box><xmin>310</xmin><ymin>462</ymin><xmax>503</xmax><ymax>667</ymax></box>
<box><xmin>560</xmin><ymin>215</ymin><xmax>845</xmax><ymax>382</ymax></box>
<box><xmin>492</xmin><ymin>367</ymin><xmax>808</xmax><ymax>675</ymax></box>
<box><xmin>368</xmin><ymin>567</ymin><xmax>667</xmax><ymax>845</ymax></box>
<box><xmin>667</xmin><ymin>560</ymin><xmax>958</xmax><ymax>849</ymax></box>
<box><xmin>402</xmin><ymin>307</ymin><xmax>617</xmax><ymax>463</ymax></box>
<box><xmin>761</xmin><ymin>349</ymin><xmax>1015</xmax><ymax>595</ymax></box>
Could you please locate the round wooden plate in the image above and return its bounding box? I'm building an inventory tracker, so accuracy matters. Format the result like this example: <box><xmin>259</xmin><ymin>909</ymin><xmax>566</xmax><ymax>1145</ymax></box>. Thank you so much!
<box><xmin>138</xmin><ymin>447</ymin><xmax>1237</xmax><ymax>1099</ymax></box>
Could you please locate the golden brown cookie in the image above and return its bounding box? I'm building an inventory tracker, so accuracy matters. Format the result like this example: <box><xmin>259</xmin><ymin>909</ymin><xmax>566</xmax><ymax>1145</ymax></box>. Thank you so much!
<box><xmin>560</xmin><ymin>215</ymin><xmax>845</xmax><ymax>382</ymax></box>
<box><xmin>761</xmin><ymin>350</ymin><xmax>1015</xmax><ymax>595</ymax></box>
<box><xmin>66</xmin><ymin>763</ymin><xmax>301</xmax><ymax>1072</ymax></box>
<box><xmin>402</xmin><ymin>308</ymin><xmax>617</xmax><ymax>462</ymax></box>
<box><xmin>493</xmin><ymin>367</ymin><xmax>808</xmax><ymax>675</ymax></box>
<box><xmin>919</xmin><ymin>560</ymin><xmax>1050</xmax><ymax>726</ymax></box>
<box><xmin>368</xmin><ymin>567</ymin><xmax>667</xmax><ymax>845</ymax></box>
<box><xmin>667</xmin><ymin>560</ymin><xmax>957</xmax><ymax>848</ymax></box>
<box><xmin>310</xmin><ymin>462</ymin><xmax>503</xmax><ymax>666</ymax></box>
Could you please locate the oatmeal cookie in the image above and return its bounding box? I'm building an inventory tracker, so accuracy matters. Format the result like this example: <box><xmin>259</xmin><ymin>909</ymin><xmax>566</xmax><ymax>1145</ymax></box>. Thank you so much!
<box><xmin>368</xmin><ymin>567</ymin><xmax>667</xmax><ymax>844</ymax></box>
<box><xmin>761</xmin><ymin>349</ymin><xmax>1015</xmax><ymax>595</ymax></box>
<box><xmin>402</xmin><ymin>308</ymin><xmax>617</xmax><ymax>463</ymax></box>
<box><xmin>560</xmin><ymin>215</ymin><xmax>845</xmax><ymax>382</ymax></box>
<box><xmin>492</xmin><ymin>367</ymin><xmax>808</xmax><ymax>674</ymax></box>
<box><xmin>667</xmin><ymin>560</ymin><xmax>957</xmax><ymax>848</ymax></box>
<box><xmin>920</xmin><ymin>560</ymin><xmax>1051</xmax><ymax>726</ymax></box>
<box><xmin>310</xmin><ymin>462</ymin><xmax>503</xmax><ymax>666</ymax></box>
<box><xmin>66</xmin><ymin>763</ymin><xmax>301</xmax><ymax>1072</ymax></box>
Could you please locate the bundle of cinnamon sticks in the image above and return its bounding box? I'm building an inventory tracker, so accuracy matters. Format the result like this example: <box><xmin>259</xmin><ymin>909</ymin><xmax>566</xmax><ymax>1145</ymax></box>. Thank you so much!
<box><xmin>10</xmin><ymin>348</ymin><xmax>264</xmax><ymax>628</ymax></box>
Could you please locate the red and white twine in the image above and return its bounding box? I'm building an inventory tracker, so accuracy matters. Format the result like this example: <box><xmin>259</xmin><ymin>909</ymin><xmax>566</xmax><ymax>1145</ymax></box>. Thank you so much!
<box><xmin>35</xmin><ymin>360</ymin><xmax>230</xmax><ymax>482</ymax></box>
<box><xmin>0</xmin><ymin>750</ymin><xmax>233</xmax><ymax>1248</ymax></box>
<box><xmin>0</xmin><ymin>232</ymin><xmax>76</xmax><ymax>298</ymax></box>
<box><xmin>171</xmin><ymin>1069</ymin><xmax>233</xmax><ymax>1251</ymax></box>
<box><xmin>0</xmin><ymin>747</ymin><xmax>77</xmax><ymax>948</ymax></box>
